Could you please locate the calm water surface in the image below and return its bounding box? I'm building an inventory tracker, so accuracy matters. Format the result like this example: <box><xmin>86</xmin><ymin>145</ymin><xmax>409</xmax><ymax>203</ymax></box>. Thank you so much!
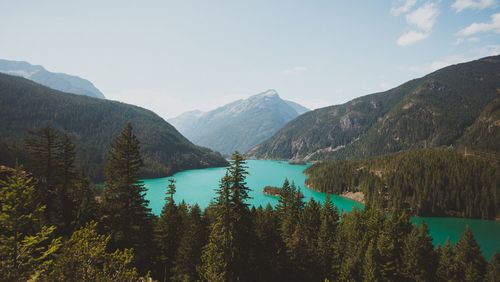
<box><xmin>143</xmin><ymin>160</ymin><xmax>500</xmax><ymax>259</ymax></box>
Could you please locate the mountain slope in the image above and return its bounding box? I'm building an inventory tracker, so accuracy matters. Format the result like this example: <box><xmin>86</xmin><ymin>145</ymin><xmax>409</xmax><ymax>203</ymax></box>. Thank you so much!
<box><xmin>0</xmin><ymin>59</ymin><xmax>105</xmax><ymax>99</ymax></box>
<box><xmin>168</xmin><ymin>89</ymin><xmax>309</xmax><ymax>155</ymax></box>
<box><xmin>0</xmin><ymin>73</ymin><xmax>227</xmax><ymax>180</ymax></box>
<box><xmin>249</xmin><ymin>55</ymin><xmax>500</xmax><ymax>160</ymax></box>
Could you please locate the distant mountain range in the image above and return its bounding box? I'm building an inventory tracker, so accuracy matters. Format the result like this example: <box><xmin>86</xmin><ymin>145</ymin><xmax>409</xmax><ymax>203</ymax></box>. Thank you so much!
<box><xmin>0</xmin><ymin>59</ymin><xmax>105</xmax><ymax>99</ymax></box>
<box><xmin>168</xmin><ymin>89</ymin><xmax>309</xmax><ymax>155</ymax></box>
<box><xmin>248</xmin><ymin>55</ymin><xmax>500</xmax><ymax>161</ymax></box>
<box><xmin>0</xmin><ymin>73</ymin><xmax>227</xmax><ymax>180</ymax></box>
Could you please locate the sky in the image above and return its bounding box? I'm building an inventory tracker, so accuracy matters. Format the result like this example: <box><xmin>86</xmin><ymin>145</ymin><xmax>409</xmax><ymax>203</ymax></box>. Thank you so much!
<box><xmin>1</xmin><ymin>0</ymin><xmax>499</xmax><ymax>118</ymax></box>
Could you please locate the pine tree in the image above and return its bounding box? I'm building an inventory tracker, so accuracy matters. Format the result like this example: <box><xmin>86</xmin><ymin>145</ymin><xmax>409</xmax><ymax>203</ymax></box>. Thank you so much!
<box><xmin>0</xmin><ymin>166</ymin><xmax>61</xmax><ymax>281</ymax></box>
<box><xmin>199</xmin><ymin>174</ymin><xmax>235</xmax><ymax>282</ymax></box>
<box><xmin>485</xmin><ymin>252</ymin><xmax>500</xmax><ymax>282</ymax></box>
<box><xmin>376</xmin><ymin>213</ymin><xmax>411</xmax><ymax>281</ymax></box>
<box><xmin>403</xmin><ymin>223</ymin><xmax>437</xmax><ymax>281</ymax></box>
<box><xmin>171</xmin><ymin>204</ymin><xmax>206</xmax><ymax>282</ymax></box>
<box><xmin>56</xmin><ymin>132</ymin><xmax>78</xmax><ymax>234</ymax></box>
<box><xmin>101</xmin><ymin>123</ymin><xmax>154</xmax><ymax>274</ymax></box>
<box><xmin>363</xmin><ymin>240</ymin><xmax>381</xmax><ymax>282</ymax></box>
<box><xmin>455</xmin><ymin>226</ymin><xmax>487</xmax><ymax>282</ymax></box>
<box><xmin>317</xmin><ymin>196</ymin><xmax>339</xmax><ymax>280</ymax></box>
<box><xmin>73</xmin><ymin>171</ymin><xmax>97</xmax><ymax>227</ymax></box>
<box><xmin>44</xmin><ymin>222</ymin><xmax>138</xmax><ymax>281</ymax></box>
<box><xmin>25</xmin><ymin>128</ymin><xmax>79</xmax><ymax>234</ymax></box>
<box><xmin>252</xmin><ymin>204</ymin><xmax>282</xmax><ymax>281</ymax></box>
<box><xmin>436</xmin><ymin>240</ymin><xmax>458</xmax><ymax>281</ymax></box>
<box><xmin>227</xmin><ymin>152</ymin><xmax>256</xmax><ymax>281</ymax></box>
<box><xmin>155</xmin><ymin>177</ymin><xmax>182</xmax><ymax>282</ymax></box>
<box><xmin>301</xmin><ymin>198</ymin><xmax>321</xmax><ymax>280</ymax></box>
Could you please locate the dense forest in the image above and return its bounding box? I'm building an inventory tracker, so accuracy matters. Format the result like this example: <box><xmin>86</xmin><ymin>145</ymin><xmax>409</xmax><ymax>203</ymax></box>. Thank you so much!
<box><xmin>1</xmin><ymin>124</ymin><xmax>499</xmax><ymax>281</ymax></box>
<box><xmin>0</xmin><ymin>73</ymin><xmax>227</xmax><ymax>181</ymax></box>
<box><xmin>249</xmin><ymin>55</ymin><xmax>500</xmax><ymax>161</ymax></box>
<box><xmin>305</xmin><ymin>148</ymin><xmax>500</xmax><ymax>219</ymax></box>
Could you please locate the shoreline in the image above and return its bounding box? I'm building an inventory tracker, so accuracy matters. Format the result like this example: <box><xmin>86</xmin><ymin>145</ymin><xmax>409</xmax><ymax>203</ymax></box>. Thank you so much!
<box><xmin>340</xmin><ymin>191</ymin><xmax>365</xmax><ymax>204</ymax></box>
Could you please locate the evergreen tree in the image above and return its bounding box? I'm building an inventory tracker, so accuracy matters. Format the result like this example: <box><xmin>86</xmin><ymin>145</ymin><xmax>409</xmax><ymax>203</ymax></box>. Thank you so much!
<box><xmin>0</xmin><ymin>166</ymin><xmax>61</xmax><ymax>281</ymax></box>
<box><xmin>56</xmin><ymin>132</ymin><xmax>78</xmax><ymax>234</ymax></box>
<box><xmin>154</xmin><ymin>178</ymin><xmax>182</xmax><ymax>282</ymax></box>
<box><xmin>44</xmin><ymin>222</ymin><xmax>138</xmax><ymax>281</ymax></box>
<box><xmin>199</xmin><ymin>175</ymin><xmax>235</xmax><ymax>282</ymax></box>
<box><xmin>252</xmin><ymin>204</ymin><xmax>283</xmax><ymax>281</ymax></box>
<box><xmin>436</xmin><ymin>240</ymin><xmax>458</xmax><ymax>282</ymax></box>
<box><xmin>73</xmin><ymin>171</ymin><xmax>98</xmax><ymax>227</ymax></box>
<box><xmin>301</xmin><ymin>198</ymin><xmax>321</xmax><ymax>280</ymax></box>
<box><xmin>485</xmin><ymin>252</ymin><xmax>500</xmax><ymax>282</ymax></box>
<box><xmin>275</xmin><ymin>179</ymin><xmax>304</xmax><ymax>281</ymax></box>
<box><xmin>171</xmin><ymin>204</ymin><xmax>206</xmax><ymax>282</ymax></box>
<box><xmin>363</xmin><ymin>240</ymin><xmax>381</xmax><ymax>282</ymax></box>
<box><xmin>101</xmin><ymin>123</ymin><xmax>154</xmax><ymax>274</ymax></box>
<box><xmin>25</xmin><ymin>127</ymin><xmax>79</xmax><ymax>231</ymax></box>
<box><xmin>25</xmin><ymin>127</ymin><xmax>61</xmax><ymax>225</ymax></box>
<box><xmin>376</xmin><ymin>213</ymin><xmax>412</xmax><ymax>281</ymax></box>
<box><xmin>455</xmin><ymin>226</ymin><xmax>487</xmax><ymax>282</ymax></box>
<box><xmin>403</xmin><ymin>223</ymin><xmax>437</xmax><ymax>281</ymax></box>
<box><xmin>317</xmin><ymin>196</ymin><xmax>339</xmax><ymax>280</ymax></box>
<box><xmin>227</xmin><ymin>152</ymin><xmax>256</xmax><ymax>281</ymax></box>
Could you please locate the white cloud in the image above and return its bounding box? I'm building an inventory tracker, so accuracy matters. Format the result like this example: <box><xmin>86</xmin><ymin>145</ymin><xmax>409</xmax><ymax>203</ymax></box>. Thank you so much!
<box><xmin>452</xmin><ymin>0</ymin><xmax>496</xmax><ymax>12</ymax></box>
<box><xmin>406</xmin><ymin>2</ymin><xmax>440</xmax><ymax>31</ymax></box>
<box><xmin>391</xmin><ymin>0</ymin><xmax>417</xmax><ymax>16</ymax></box>
<box><xmin>397</xmin><ymin>30</ymin><xmax>430</xmax><ymax>46</ymax></box>
<box><xmin>281</xmin><ymin>66</ymin><xmax>309</xmax><ymax>75</ymax></box>
<box><xmin>454</xmin><ymin>36</ymin><xmax>481</xmax><ymax>45</ymax></box>
<box><xmin>404</xmin><ymin>44</ymin><xmax>500</xmax><ymax>72</ymax></box>
<box><xmin>456</xmin><ymin>12</ymin><xmax>500</xmax><ymax>37</ymax></box>
<box><xmin>395</xmin><ymin>2</ymin><xmax>439</xmax><ymax>46</ymax></box>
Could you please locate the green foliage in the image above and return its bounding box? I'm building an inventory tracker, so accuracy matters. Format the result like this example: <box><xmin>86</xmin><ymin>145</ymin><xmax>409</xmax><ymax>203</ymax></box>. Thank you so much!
<box><xmin>485</xmin><ymin>252</ymin><xmax>500</xmax><ymax>282</ymax></box>
<box><xmin>25</xmin><ymin>127</ymin><xmax>79</xmax><ymax>232</ymax></box>
<box><xmin>317</xmin><ymin>196</ymin><xmax>339</xmax><ymax>279</ymax></box>
<box><xmin>455</xmin><ymin>227</ymin><xmax>487</xmax><ymax>282</ymax></box>
<box><xmin>0</xmin><ymin>72</ymin><xmax>228</xmax><ymax>180</ymax></box>
<box><xmin>402</xmin><ymin>223</ymin><xmax>437</xmax><ymax>281</ymax></box>
<box><xmin>1</xmin><ymin>111</ymin><xmax>499</xmax><ymax>281</ymax></box>
<box><xmin>306</xmin><ymin>148</ymin><xmax>500</xmax><ymax>219</ymax></box>
<box><xmin>100</xmin><ymin>123</ymin><xmax>155</xmax><ymax>274</ymax></box>
<box><xmin>171</xmin><ymin>204</ymin><xmax>206</xmax><ymax>282</ymax></box>
<box><xmin>43</xmin><ymin>222</ymin><xmax>138</xmax><ymax>282</ymax></box>
<box><xmin>154</xmin><ymin>177</ymin><xmax>183</xmax><ymax>281</ymax></box>
<box><xmin>0</xmin><ymin>167</ymin><xmax>61</xmax><ymax>281</ymax></box>
<box><xmin>199</xmin><ymin>175</ymin><xmax>235</xmax><ymax>282</ymax></box>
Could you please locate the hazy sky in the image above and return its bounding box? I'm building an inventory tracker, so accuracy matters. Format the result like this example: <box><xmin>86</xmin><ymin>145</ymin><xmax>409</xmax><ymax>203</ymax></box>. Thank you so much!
<box><xmin>1</xmin><ymin>0</ymin><xmax>499</xmax><ymax>118</ymax></box>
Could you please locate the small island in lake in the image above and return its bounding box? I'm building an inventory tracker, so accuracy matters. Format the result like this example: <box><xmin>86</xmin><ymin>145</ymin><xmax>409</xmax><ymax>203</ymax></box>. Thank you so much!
<box><xmin>263</xmin><ymin>186</ymin><xmax>304</xmax><ymax>198</ymax></box>
<box><xmin>288</xmin><ymin>159</ymin><xmax>306</xmax><ymax>165</ymax></box>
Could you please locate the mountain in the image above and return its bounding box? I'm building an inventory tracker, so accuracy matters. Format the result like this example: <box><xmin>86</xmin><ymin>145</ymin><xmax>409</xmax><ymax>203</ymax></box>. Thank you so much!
<box><xmin>168</xmin><ymin>89</ymin><xmax>310</xmax><ymax>155</ymax></box>
<box><xmin>0</xmin><ymin>73</ymin><xmax>227</xmax><ymax>180</ymax></box>
<box><xmin>249</xmin><ymin>55</ymin><xmax>500</xmax><ymax>161</ymax></box>
<box><xmin>0</xmin><ymin>59</ymin><xmax>105</xmax><ymax>99</ymax></box>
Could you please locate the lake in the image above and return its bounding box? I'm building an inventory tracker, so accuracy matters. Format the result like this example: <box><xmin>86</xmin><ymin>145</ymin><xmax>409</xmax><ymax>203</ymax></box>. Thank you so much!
<box><xmin>143</xmin><ymin>159</ymin><xmax>500</xmax><ymax>259</ymax></box>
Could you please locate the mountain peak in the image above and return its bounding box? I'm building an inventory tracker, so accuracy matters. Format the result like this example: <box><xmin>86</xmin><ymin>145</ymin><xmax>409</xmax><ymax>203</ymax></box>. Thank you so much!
<box><xmin>0</xmin><ymin>59</ymin><xmax>105</xmax><ymax>99</ymax></box>
<box><xmin>169</xmin><ymin>89</ymin><xmax>309</xmax><ymax>155</ymax></box>
<box><xmin>252</xmin><ymin>89</ymin><xmax>279</xmax><ymax>99</ymax></box>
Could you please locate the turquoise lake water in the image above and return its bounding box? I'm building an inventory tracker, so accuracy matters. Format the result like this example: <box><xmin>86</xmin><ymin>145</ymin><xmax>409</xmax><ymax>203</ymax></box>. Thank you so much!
<box><xmin>143</xmin><ymin>159</ymin><xmax>500</xmax><ymax>259</ymax></box>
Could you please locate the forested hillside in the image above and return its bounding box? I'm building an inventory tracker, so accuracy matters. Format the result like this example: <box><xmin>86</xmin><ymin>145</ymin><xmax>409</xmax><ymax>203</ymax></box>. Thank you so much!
<box><xmin>0</xmin><ymin>73</ymin><xmax>227</xmax><ymax>180</ymax></box>
<box><xmin>305</xmin><ymin>148</ymin><xmax>500</xmax><ymax>219</ymax></box>
<box><xmin>249</xmin><ymin>55</ymin><xmax>500</xmax><ymax>161</ymax></box>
